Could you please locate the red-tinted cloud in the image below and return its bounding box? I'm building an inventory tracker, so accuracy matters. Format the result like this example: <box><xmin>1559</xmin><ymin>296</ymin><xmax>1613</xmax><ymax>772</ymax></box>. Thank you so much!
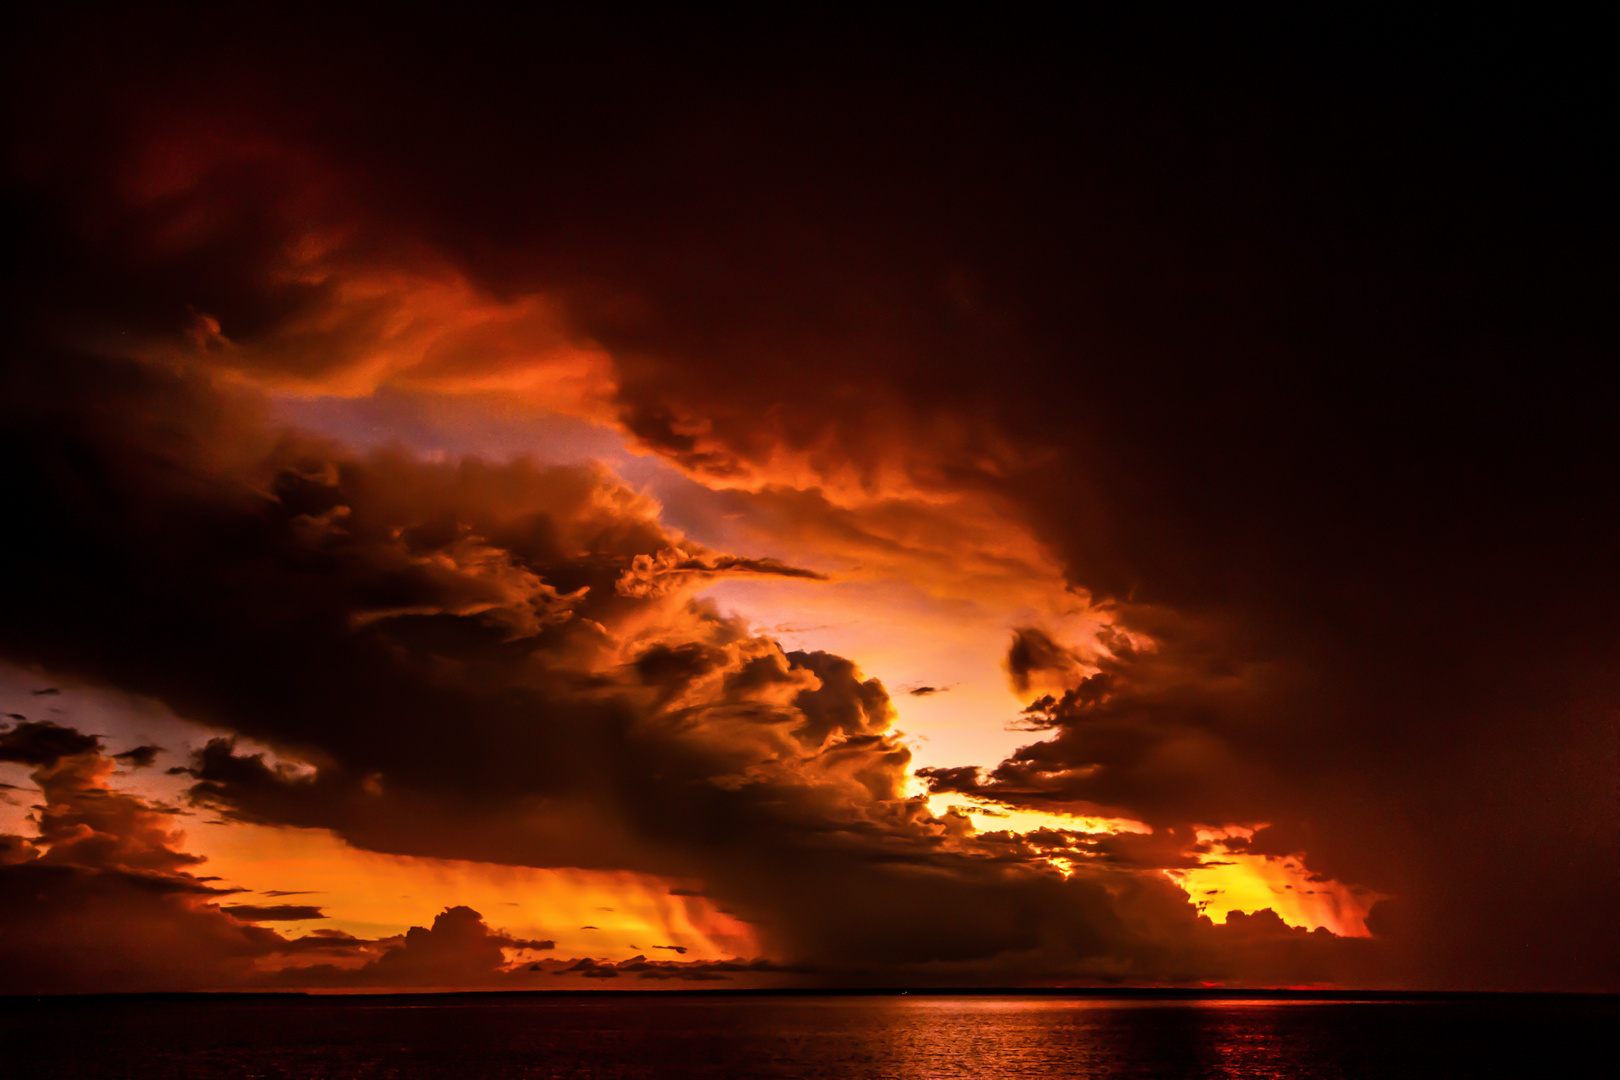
<box><xmin>3</xmin><ymin>9</ymin><xmax>1614</xmax><ymax>992</ymax></box>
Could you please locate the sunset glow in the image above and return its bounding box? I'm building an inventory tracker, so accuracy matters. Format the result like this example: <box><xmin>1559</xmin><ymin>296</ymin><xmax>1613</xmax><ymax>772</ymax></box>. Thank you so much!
<box><xmin>2</xmin><ymin>9</ymin><xmax>1614</xmax><ymax>1001</ymax></box>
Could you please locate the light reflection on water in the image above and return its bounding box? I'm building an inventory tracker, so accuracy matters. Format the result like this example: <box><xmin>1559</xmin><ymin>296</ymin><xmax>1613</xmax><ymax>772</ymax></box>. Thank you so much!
<box><xmin>849</xmin><ymin>997</ymin><xmax>1320</xmax><ymax>1079</ymax></box>
<box><xmin>3</xmin><ymin>993</ymin><xmax>1612</xmax><ymax>1079</ymax></box>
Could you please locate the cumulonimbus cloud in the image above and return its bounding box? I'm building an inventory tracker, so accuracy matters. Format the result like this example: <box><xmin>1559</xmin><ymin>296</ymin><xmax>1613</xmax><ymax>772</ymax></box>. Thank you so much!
<box><xmin>4</xmin><ymin>14</ymin><xmax>1614</xmax><ymax>992</ymax></box>
<box><xmin>0</xmin><ymin>352</ymin><xmax>1381</xmax><ymax>989</ymax></box>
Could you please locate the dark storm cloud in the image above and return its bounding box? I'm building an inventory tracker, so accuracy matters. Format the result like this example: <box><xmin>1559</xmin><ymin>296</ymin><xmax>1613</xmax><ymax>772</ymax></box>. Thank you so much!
<box><xmin>0</xmin><ymin>353</ymin><xmax>842</xmax><ymax>862</ymax></box>
<box><xmin>3</xmin><ymin>8</ymin><xmax>1615</xmax><ymax>991</ymax></box>
<box><xmin>0</xmin><ymin>720</ymin><xmax>102</xmax><ymax>767</ymax></box>
<box><xmin>0</xmin><ymin>349</ymin><xmax>1366</xmax><ymax>988</ymax></box>
<box><xmin>269</xmin><ymin>928</ymin><xmax>378</xmax><ymax>959</ymax></box>
<box><xmin>112</xmin><ymin>744</ymin><xmax>162</xmax><ymax>768</ymax></box>
<box><xmin>0</xmin><ymin>860</ymin><xmax>270</xmax><ymax>993</ymax></box>
<box><xmin>783</xmin><ymin>651</ymin><xmax>896</xmax><ymax>748</ymax></box>
<box><xmin>0</xmin><ymin>352</ymin><xmax>938</xmax><ymax>964</ymax></box>
<box><xmin>220</xmin><ymin>903</ymin><xmax>327</xmax><ymax>921</ymax></box>
<box><xmin>355</xmin><ymin>906</ymin><xmax>551</xmax><ymax>986</ymax></box>
<box><xmin>921</xmin><ymin>621</ymin><xmax>1282</xmax><ymax>827</ymax></box>
<box><xmin>1005</xmin><ymin>628</ymin><xmax>1086</xmax><ymax>697</ymax></box>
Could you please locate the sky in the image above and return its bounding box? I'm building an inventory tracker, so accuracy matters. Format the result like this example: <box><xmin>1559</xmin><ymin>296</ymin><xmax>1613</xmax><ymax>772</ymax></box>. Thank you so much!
<box><xmin>1</xmin><ymin>10</ymin><xmax>1615</xmax><ymax>993</ymax></box>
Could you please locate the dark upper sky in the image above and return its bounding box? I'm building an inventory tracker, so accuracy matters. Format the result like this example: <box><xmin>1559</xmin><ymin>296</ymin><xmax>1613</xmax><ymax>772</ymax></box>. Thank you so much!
<box><xmin>2</xmin><ymin>9</ymin><xmax>1615</xmax><ymax>992</ymax></box>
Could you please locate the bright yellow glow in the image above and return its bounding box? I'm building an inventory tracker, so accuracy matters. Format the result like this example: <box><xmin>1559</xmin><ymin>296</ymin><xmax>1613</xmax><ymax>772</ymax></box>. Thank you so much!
<box><xmin>703</xmin><ymin>572</ymin><xmax>1108</xmax><ymax>776</ymax></box>
<box><xmin>924</xmin><ymin>791</ymin><xmax>1151</xmax><ymax>837</ymax></box>
<box><xmin>1169</xmin><ymin>847</ymin><xmax>1378</xmax><ymax>937</ymax></box>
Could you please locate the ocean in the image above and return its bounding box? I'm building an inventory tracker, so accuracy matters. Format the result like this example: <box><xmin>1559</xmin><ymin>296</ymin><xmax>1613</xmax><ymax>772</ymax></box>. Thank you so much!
<box><xmin>3</xmin><ymin>992</ymin><xmax>1613</xmax><ymax>1078</ymax></box>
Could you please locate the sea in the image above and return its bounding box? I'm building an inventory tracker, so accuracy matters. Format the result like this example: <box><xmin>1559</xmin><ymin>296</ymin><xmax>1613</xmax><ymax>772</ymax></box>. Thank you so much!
<box><xmin>3</xmin><ymin>991</ymin><xmax>1614</xmax><ymax>1079</ymax></box>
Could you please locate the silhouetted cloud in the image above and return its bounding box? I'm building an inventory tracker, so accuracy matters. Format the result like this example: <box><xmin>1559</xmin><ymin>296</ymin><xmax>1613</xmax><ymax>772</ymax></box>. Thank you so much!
<box><xmin>220</xmin><ymin>904</ymin><xmax>327</xmax><ymax>922</ymax></box>
<box><xmin>0</xmin><ymin>340</ymin><xmax>1482</xmax><ymax>990</ymax></box>
<box><xmin>0</xmin><ymin>721</ymin><xmax>101</xmax><ymax>767</ymax></box>
<box><xmin>0</xmin><ymin>733</ymin><xmax>348</xmax><ymax>993</ymax></box>
<box><xmin>113</xmin><ymin>745</ymin><xmax>162</xmax><ymax>768</ymax></box>
<box><xmin>356</xmin><ymin>906</ymin><xmax>552</xmax><ymax>987</ymax></box>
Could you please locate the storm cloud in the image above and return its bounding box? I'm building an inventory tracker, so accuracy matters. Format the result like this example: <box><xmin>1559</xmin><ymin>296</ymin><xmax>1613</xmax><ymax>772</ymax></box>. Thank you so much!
<box><xmin>2</xmin><ymin>8</ymin><xmax>1614</xmax><ymax>992</ymax></box>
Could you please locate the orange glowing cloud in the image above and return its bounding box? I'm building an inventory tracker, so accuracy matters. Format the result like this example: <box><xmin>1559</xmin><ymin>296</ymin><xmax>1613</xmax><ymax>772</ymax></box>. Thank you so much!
<box><xmin>182</xmin><ymin>262</ymin><xmax>617</xmax><ymax>411</ymax></box>
<box><xmin>1176</xmin><ymin>826</ymin><xmax>1382</xmax><ymax>938</ymax></box>
<box><xmin>1170</xmin><ymin>851</ymin><xmax>1378</xmax><ymax>938</ymax></box>
<box><xmin>1</xmin><ymin>104</ymin><xmax>1402</xmax><ymax>994</ymax></box>
<box><xmin>6</xmin><ymin>17</ymin><xmax>1614</xmax><ymax>997</ymax></box>
<box><xmin>190</xmin><ymin>820</ymin><xmax>758</xmax><ymax>963</ymax></box>
<box><xmin>109</xmin><ymin>119</ymin><xmax>618</xmax><ymax>417</ymax></box>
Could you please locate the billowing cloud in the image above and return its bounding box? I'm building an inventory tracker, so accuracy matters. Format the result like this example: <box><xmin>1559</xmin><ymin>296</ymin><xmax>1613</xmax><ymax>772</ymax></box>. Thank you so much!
<box><xmin>2</xmin><ymin>9</ymin><xmax>1614</xmax><ymax>994</ymax></box>
<box><xmin>0</xmin><ymin>732</ymin><xmax>338</xmax><ymax>993</ymax></box>
<box><xmin>923</xmin><ymin>621</ymin><xmax>1281</xmax><ymax>827</ymax></box>
<box><xmin>356</xmin><ymin>906</ymin><xmax>551</xmax><ymax>987</ymax></box>
<box><xmin>1</xmin><ymin>721</ymin><xmax>102</xmax><ymax>768</ymax></box>
<box><xmin>0</xmin><ymin>351</ymin><xmax>1385</xmax><ymax>989</ymax></box>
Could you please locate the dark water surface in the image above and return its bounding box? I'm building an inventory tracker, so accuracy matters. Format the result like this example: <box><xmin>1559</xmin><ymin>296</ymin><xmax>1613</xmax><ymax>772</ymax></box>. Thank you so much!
<box><xmin>3</xmin><ymin>993</ymin><xmax>1613</xmax><ymax>1079</ymax></box>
